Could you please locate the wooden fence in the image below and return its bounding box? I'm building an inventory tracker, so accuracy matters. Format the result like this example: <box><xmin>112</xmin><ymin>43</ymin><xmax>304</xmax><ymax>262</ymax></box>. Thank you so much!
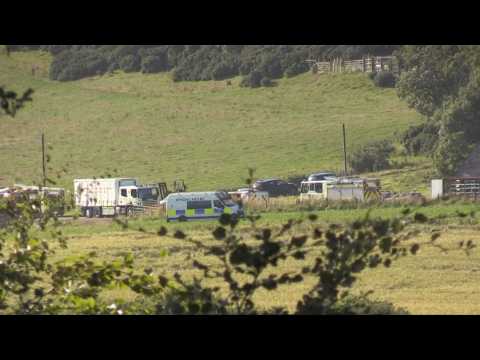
<box><xmin>308</xmin><ymin>56</ymin><xmax>400</xmax><ymax>75</ymax></box>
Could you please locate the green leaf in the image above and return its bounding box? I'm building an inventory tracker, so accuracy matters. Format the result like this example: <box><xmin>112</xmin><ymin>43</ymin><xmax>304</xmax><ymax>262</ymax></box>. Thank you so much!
<box><xmin>379</xmin><ymin>237</ymin><xmax>392</xmax><ymax>253</ymax></box>
<box><xmin>213</xmin><ymin>227</ymin><xmax>227</xmax><ymax>240</ymax></box>
<box><xmin>157</xmin><ymin>227</ymin><xmax>168</xmax><ymax>236</ymax></box>
<box><xmin>209</xmin><ymin>246</ymin><xmax>226</xmax><ymax>256</ymax></box>
<box><xmin>262</xmin><ymin>277</ymin><xmax>278</xmax><ymax>290</ymax></box>
<box><xmin>230</xmin><ymin>245</ymin><xmax>251</xmax><ymax>266</ymax></box>
<box><xmin>219</xmin><ymin>214</ymin><xmax>232</xmax><ymax>226</ymax></box>
<box><xmin>291</xmin><ymin>236</ymin><xmax>308</xmax><ymax>248</ymax></box>
<box><xmin>261</xmin><ymin>242</ymin><xmax>281</xmax><ymax>258</ymax></box>
<box><xmin>410</xmin><ymin>244</ymin><xmax>420</xmax><ymax>255</ymax></box>
<box><xmin>193</xmin><ymin>260</ymin><xmax>208</xmax><ymax>271</ymax></box>
<box><xmin>292</xmin><ymin>251</ymin><xmax>306</xmax><ymax>260</ymax></box>
<box><xmin>159</xmin><ymin>249</ymin><xmax>169</xmax><ymax>258</ymax></box>
<box><xmin>414</xmin><ymin>213</ymin><xmax>428</xmax><ymax>224</ymax></box>
<box><xmin>431</xmin><ymin>233</ymin><xmax>441</xmax><ymax>242</ymax></box>
<box><xmin>159</xmin><ymin>276</ymin><xmax>169</xmax><ymax>288</ymax></box>
<box><xmin>174</xmin><ymin>230</ymin><xmax>186</xmax><ymax>240</ymax></box>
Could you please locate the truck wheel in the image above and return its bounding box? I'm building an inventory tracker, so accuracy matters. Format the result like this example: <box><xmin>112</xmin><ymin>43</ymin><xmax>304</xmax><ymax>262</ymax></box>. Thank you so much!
<box><xmin>179</xmin><ymin>216</ymin><xmax>187</xmax><ymax>222</ymax></box>
<box><xmin>85</xmin><ymin>208</ymin><xmax>93</xmax><ymax>218</ymax></box>
<box><xmin>127</xmin><ymin>207</ymin><xmax>134</xmax><ymax>217</ymax></box>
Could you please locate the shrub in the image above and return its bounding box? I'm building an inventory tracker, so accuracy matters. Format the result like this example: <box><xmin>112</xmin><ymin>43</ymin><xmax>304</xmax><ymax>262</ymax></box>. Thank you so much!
<box><xmin>258</xmin><ymin>54</ymin><xmax>283</xmax><ymax>79</ymax></box>
<box><xmin>119</xmin><ymin>54</ymin><xmax>141</xmax><ymax>73</ymax></box>
<box><xmin>240</xmin><ymin>70</ymin><xmax>263</xmax><ymax>88</ymax></box>
<box><xmin>50</xmin><ymin>49</ymin><xmax>108</xmax><ymax>81</ymax></box>
<box><xmin>374</xmin><ymin>71</ymin><xmax>396</xmax><ymax>88</ymax></box>
<box><xmin>368</xmin><ymin>71</ymin><xmax>377</xmax><ymax>80</ymax></box>
<box><xmin>350</xmin><ymin>140</ymin><xmax>395</xmax><ymax>173</ymax></box>
<box><xmin>434</xmin><ymin>131</ymin><xmax>470</xmax><ymax>177</ymax></box>
<box><xmin>107</xmin><ymin>62</ymin><xmax>120</xmax><ymax>73</ymax></box>
<box><xmin>239</xmin><ymin>62</ymin><xmax>253</xmax><ymax>76</ymax></box>
<box><xmin>141</xmin><ymin>54</ymin><xmax>168</xmax><ymax>74</ymax></box>
<box><xmin>401</xmin><ymin>122</ymin><xmax>440</xmax><ymax>156</ymax></box>
<box><xmin>300</xmin><ymin>295</ymin><xmax>410</xmax><ymax>315</ymax></box>
<box><xmin>260</xmin><ymin>77</ymin><xmax>274</xmax><ymax>87</ymax></box>
<box><xmin>285</xmin><ymin>63</ymin><xmax>309</xmax><ymax>78</ymax></box>
<box><xmin>211</xmin><ymin>62</ymin><xmax>237</xmax><ymax>81</ymax></box>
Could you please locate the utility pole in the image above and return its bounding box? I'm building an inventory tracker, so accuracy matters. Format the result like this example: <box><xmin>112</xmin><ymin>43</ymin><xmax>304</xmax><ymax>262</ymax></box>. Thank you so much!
<box><xmin>41</xmin><ymin>133</ymin><xmax>46</xmax><ymax>187</ymax></box>
<box><xmin>343</xmin><ymin>124</ymin><xmax>348</xmax><ymax>176</ymax></box>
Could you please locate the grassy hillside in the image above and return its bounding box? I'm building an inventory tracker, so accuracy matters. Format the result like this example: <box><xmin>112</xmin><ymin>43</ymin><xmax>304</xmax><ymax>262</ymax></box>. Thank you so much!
<box><xmin>0</xmin><ymin>50</ymin><xmax>425</xmax><ymax>192</ymax></box>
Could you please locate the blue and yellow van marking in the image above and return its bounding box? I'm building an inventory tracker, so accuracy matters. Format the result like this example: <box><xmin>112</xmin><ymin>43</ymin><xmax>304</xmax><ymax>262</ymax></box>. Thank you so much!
<box><xmin>168</xmin><ymin>207</ymin><xmax>235</xmax><ymax>220</ymax></box>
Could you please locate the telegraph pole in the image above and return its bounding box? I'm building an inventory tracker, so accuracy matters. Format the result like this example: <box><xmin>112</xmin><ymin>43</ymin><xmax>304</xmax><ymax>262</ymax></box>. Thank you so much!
<box><xmin>41</xmin><ymin>133</ymin><xmax>46</xmax><ymax>187</ymax></box>
<box><xmin>342</xmin><ymin>124</ymin><xmax>348</xmax><ymax>176</ymax></box>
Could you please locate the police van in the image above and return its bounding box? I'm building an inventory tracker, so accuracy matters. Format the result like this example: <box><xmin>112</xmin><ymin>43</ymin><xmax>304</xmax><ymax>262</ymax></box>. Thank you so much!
<box><xmin>161</xmin><ymin>192</ymin><xmax>244</xmax><ymax>222</ymax></box>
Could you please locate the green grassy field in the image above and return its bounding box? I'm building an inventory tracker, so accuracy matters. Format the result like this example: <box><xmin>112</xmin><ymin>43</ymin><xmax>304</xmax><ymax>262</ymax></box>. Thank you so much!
<box><xmin>0</xmin><ymin>50</ymin><xmax>425</xmax><ymax>193</ymax></box>
<box><xmin>50</xmin><ymin>202</ymin><xmax>480</xmax><ymax>314</ymax></box>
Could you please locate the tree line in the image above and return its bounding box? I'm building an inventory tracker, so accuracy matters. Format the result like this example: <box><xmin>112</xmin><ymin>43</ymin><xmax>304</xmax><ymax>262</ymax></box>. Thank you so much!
<box><xmin>8</xmin><ymin>45</ymin><xmax>398</xmax><ymax>86</ymax></box>
<box><xmin>396</xmin><ymin>45</ymin><xmax>480</xmax><ymax>176</ymax></box>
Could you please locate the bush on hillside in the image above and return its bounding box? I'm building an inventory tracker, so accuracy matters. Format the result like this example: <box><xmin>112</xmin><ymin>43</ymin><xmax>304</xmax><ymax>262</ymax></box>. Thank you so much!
<box><xmin>257</xmin><ymin>54</ymin><xmax>283</xmax><ymax>79</ymax></box>
<box><xmin>50</xmin><ymin>49</ymin><xmax>108</xmax><ymax>81</ymax></box>
<box><xmin>401</xmin><ymin>122</ymin><xmax>440</xmax><ymax>156</ymax></box>
<box><xmin>374</xmin><ymin>71</ymin><xmax>396</xmax><ymax>88</ymax></box>
<box><xmin>239</xmin><ymin>62</ymin><xmax>253</xmax><ymax>76</ymax></box>
<box><xmin>119</xmin><ymin>54</ymin><xmax>141</xmax><ymax>73</ymax></box>
<box><xmin>300</xmin><ymin>295</ymin><xmax>410</xmax><ymax>315</ymax></box>
<box><xmin>350</xmin><ymin>140</ymin><xmax>395</xmax><ymax>173</ymax></box>
<box><xmin>141</xmin><ymin>54</ymin><xmax>169</xmax><ymax>74</ymax></box>
<box><xmin>260</xmin><ymin>77</ymin><xmax>275</xmax><ymax>87</ymax></box>
<box><xmin>284</xmin><ymin>62</ymin><xmax>309</xmax><ymax>78</ymax></box>
<box><xmin>211</xmin><ymin>62</ymin><xmax>238</xmax><ymax>81</ymax></box>
<box><xmin>368</xmin><ymin>72</ymin><xmax>377</xmax><ymax>80</ymax></box>
<box><xmin>240</xmin><ymin>70</ymin><xmax>263</xmax><ymax>88</ymax></box>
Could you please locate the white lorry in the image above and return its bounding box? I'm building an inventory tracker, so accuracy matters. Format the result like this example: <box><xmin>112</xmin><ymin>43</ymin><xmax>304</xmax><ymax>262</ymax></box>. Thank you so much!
<box><xmin>228</xmin><ymin>188</ymin><xmax>269</xmax><ymax>202</ymax></box>
<box><xmin>300</xmin><ymin>177</ymin><xmax>381</xmax><ymax>202</ymax></box>
<box><xmin>74</xmin><ymin>178</ymin><xmax>160</xmax><ymax>218</ymax></box>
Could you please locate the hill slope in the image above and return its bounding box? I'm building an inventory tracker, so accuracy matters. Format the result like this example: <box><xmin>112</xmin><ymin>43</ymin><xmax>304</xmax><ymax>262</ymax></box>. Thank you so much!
<box><xmin>0</xmin><ymin>51</ymin><xmax>423</xmax><ymax>192</ymax></box>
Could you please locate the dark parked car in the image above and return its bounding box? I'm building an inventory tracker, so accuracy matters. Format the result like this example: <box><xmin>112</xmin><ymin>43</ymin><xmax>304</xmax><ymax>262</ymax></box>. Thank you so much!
<box><xmin>307</xmin><ymin>172</ymin><xmax>337</xmax><ymax>182</ymax></box>
<box><xmin>253</xmin><ymin>179</ymin><xmax>299</xmax><ymax>197</ymax></box>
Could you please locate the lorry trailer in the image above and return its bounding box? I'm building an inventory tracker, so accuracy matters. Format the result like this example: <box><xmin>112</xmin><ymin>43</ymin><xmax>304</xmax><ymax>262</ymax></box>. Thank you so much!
<box><xmin>300</xmin><ymin>177</ymin><xmax>381</xmax><ymax>202</ymax></box>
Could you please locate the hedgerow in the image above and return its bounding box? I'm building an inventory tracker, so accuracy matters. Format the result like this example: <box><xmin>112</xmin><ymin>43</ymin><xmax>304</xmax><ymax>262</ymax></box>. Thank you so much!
<box><xmin>10</xmin><ymin>45</ymin><xmax>399</xmax><ymax>86</ymax></box>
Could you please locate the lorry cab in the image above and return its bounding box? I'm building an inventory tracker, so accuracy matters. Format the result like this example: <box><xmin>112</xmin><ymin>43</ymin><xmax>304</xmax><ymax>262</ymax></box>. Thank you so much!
<box><xmin>161</xmin><ymin>192</ymin><xmax>244</xmax><ymax>222</ymax></box>
<box><xmin>118</xmin><ymin>185</ymin><xmax>160</xmax><ymax>207</ymax></box>
<box><xmin>300</xmin><ymin>180</ymin><xmax>332</xmax><ymax>201</ymax></box>
<box><xmin>118</xmin><ymin>186</ymin><xmax>143</xmax><ymax>207</ymax></box>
